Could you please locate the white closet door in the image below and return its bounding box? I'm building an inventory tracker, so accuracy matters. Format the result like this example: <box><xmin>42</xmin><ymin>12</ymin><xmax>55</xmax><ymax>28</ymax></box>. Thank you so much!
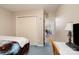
<box><xmin>16</xmin><ymin>17</ymin><xmax>38</xmax><ymax>45</ymax></box>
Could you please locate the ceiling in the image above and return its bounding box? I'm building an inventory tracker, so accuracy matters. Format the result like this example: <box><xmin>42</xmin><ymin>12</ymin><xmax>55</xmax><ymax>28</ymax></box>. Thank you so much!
<box><xmin>0</xmin><ymin>4</ymin><xmax>60</xmax><ymax>13</ymax></box>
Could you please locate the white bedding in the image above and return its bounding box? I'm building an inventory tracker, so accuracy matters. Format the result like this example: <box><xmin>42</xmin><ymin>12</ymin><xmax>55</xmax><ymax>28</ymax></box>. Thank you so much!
<box><xmin>0</xmin><ymin>36</ymin><xmax>29</xmax><ymax>48</ymax></box>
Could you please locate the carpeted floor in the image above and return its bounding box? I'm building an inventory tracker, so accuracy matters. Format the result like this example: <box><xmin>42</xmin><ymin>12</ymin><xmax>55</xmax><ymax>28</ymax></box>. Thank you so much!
<box><xmin>27</xmin><ymin>43</ymin><xmax>52</xmax><ymax>55</ymax></box>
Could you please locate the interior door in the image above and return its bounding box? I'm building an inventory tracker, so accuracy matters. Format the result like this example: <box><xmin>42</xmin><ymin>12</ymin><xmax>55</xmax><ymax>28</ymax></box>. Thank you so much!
<box><xmin>16</xmin><ymin>17</ymin><xmax>38</xmax><ymax>45</ymax></box>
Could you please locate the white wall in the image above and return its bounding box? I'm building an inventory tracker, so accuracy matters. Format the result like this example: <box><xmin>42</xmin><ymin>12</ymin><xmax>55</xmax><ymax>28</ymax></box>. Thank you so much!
<box><xmin>0</xmin><ymin>7</ymin><xmax>16</xmax><ymax>36</ymax></box>
<box><xmin>55</xmin><ymin>5</ymin><xmax>79</xmax><ymax>42</ymax></box>
<box><xmin>14</xmin><ymin>9</ymin><xmax>44</xmax><ymax>46</ymax></box>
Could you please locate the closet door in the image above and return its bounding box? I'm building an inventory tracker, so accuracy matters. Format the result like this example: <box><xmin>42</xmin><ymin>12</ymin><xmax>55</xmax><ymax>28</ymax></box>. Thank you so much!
<box><xmin>16</xmin><ymin>17</ymin><xmax>38</xmax><ymax>45</ymax></box>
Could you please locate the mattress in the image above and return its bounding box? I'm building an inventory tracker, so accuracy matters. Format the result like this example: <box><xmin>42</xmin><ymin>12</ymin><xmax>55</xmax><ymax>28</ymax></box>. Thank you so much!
<box><xmin>0</xmin><ymin>36</ymin><xmax>29</xmax><ymax>48</ymax></box>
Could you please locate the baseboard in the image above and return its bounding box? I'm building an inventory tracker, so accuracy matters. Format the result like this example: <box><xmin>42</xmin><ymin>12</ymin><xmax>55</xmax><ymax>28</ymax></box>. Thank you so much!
<box><xmin>30</xmin><ymin>43</ymin><xmax>44</xmax><ymax>47</ymax></box>
<box><xmin>36</xmin><ymin>44</ymin><xmax>44</xmax><ymax>47</ymax></box>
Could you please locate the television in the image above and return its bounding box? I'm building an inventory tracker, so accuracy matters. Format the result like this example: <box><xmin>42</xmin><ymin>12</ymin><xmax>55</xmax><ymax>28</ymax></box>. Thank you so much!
<box><xmin>73</xmin><ymin>23</ymin><xmax>79</xmax><ymax>46</ymax></box>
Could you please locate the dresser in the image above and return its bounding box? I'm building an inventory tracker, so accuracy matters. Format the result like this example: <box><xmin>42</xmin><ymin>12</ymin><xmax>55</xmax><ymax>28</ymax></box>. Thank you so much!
<box><xmin>49</xmin><ymin>36</ymin><xmax>79</xmax><ymax>55</ymax></box>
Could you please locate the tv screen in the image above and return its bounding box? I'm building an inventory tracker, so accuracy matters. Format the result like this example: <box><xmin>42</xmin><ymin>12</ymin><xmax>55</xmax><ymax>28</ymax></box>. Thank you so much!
<box><xmin>73</xmin><ymin>23</ymin><xmax>79</xmax><ymax>46</ymax></box>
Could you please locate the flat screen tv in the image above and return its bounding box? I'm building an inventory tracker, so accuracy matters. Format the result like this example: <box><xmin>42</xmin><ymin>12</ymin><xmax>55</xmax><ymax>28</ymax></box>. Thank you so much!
<box><xmin>73</xmin><ymin>23</ymin><xmax>79</xmax><ymax>46</ymax></box>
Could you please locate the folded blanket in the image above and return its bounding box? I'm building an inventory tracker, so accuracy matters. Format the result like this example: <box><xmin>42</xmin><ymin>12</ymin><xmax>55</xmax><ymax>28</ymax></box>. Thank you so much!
<box><xmin>0</xmin><ymin>40</ymin><xmax>12</xmax><ymax>46</ymax></box>
<box><xmin>0</xmin><ymin>36</ymin><xmax>29</xmax><ymax>48</ymax></box>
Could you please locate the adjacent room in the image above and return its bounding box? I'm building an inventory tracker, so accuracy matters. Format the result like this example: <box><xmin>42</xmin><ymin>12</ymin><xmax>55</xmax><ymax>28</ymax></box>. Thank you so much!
<box><xmin>0</xmin><ymin>4</ymin><xmax>79</xmax><ymax>55</ymax></box>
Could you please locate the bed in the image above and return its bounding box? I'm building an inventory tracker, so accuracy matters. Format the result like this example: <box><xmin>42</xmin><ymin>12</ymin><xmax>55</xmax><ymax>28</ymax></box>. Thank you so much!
<box><xmin>0</xmin><ymin>36</ymin><xmax>30</xmax><ymax>55</ymax></box>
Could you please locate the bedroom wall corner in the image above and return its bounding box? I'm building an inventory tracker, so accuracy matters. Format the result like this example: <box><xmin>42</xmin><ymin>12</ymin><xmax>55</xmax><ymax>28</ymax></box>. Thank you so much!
<box><xmin>0</xmin><ymin>7</ymin><xmax>16</xmax><ymax>36</ymax></box>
